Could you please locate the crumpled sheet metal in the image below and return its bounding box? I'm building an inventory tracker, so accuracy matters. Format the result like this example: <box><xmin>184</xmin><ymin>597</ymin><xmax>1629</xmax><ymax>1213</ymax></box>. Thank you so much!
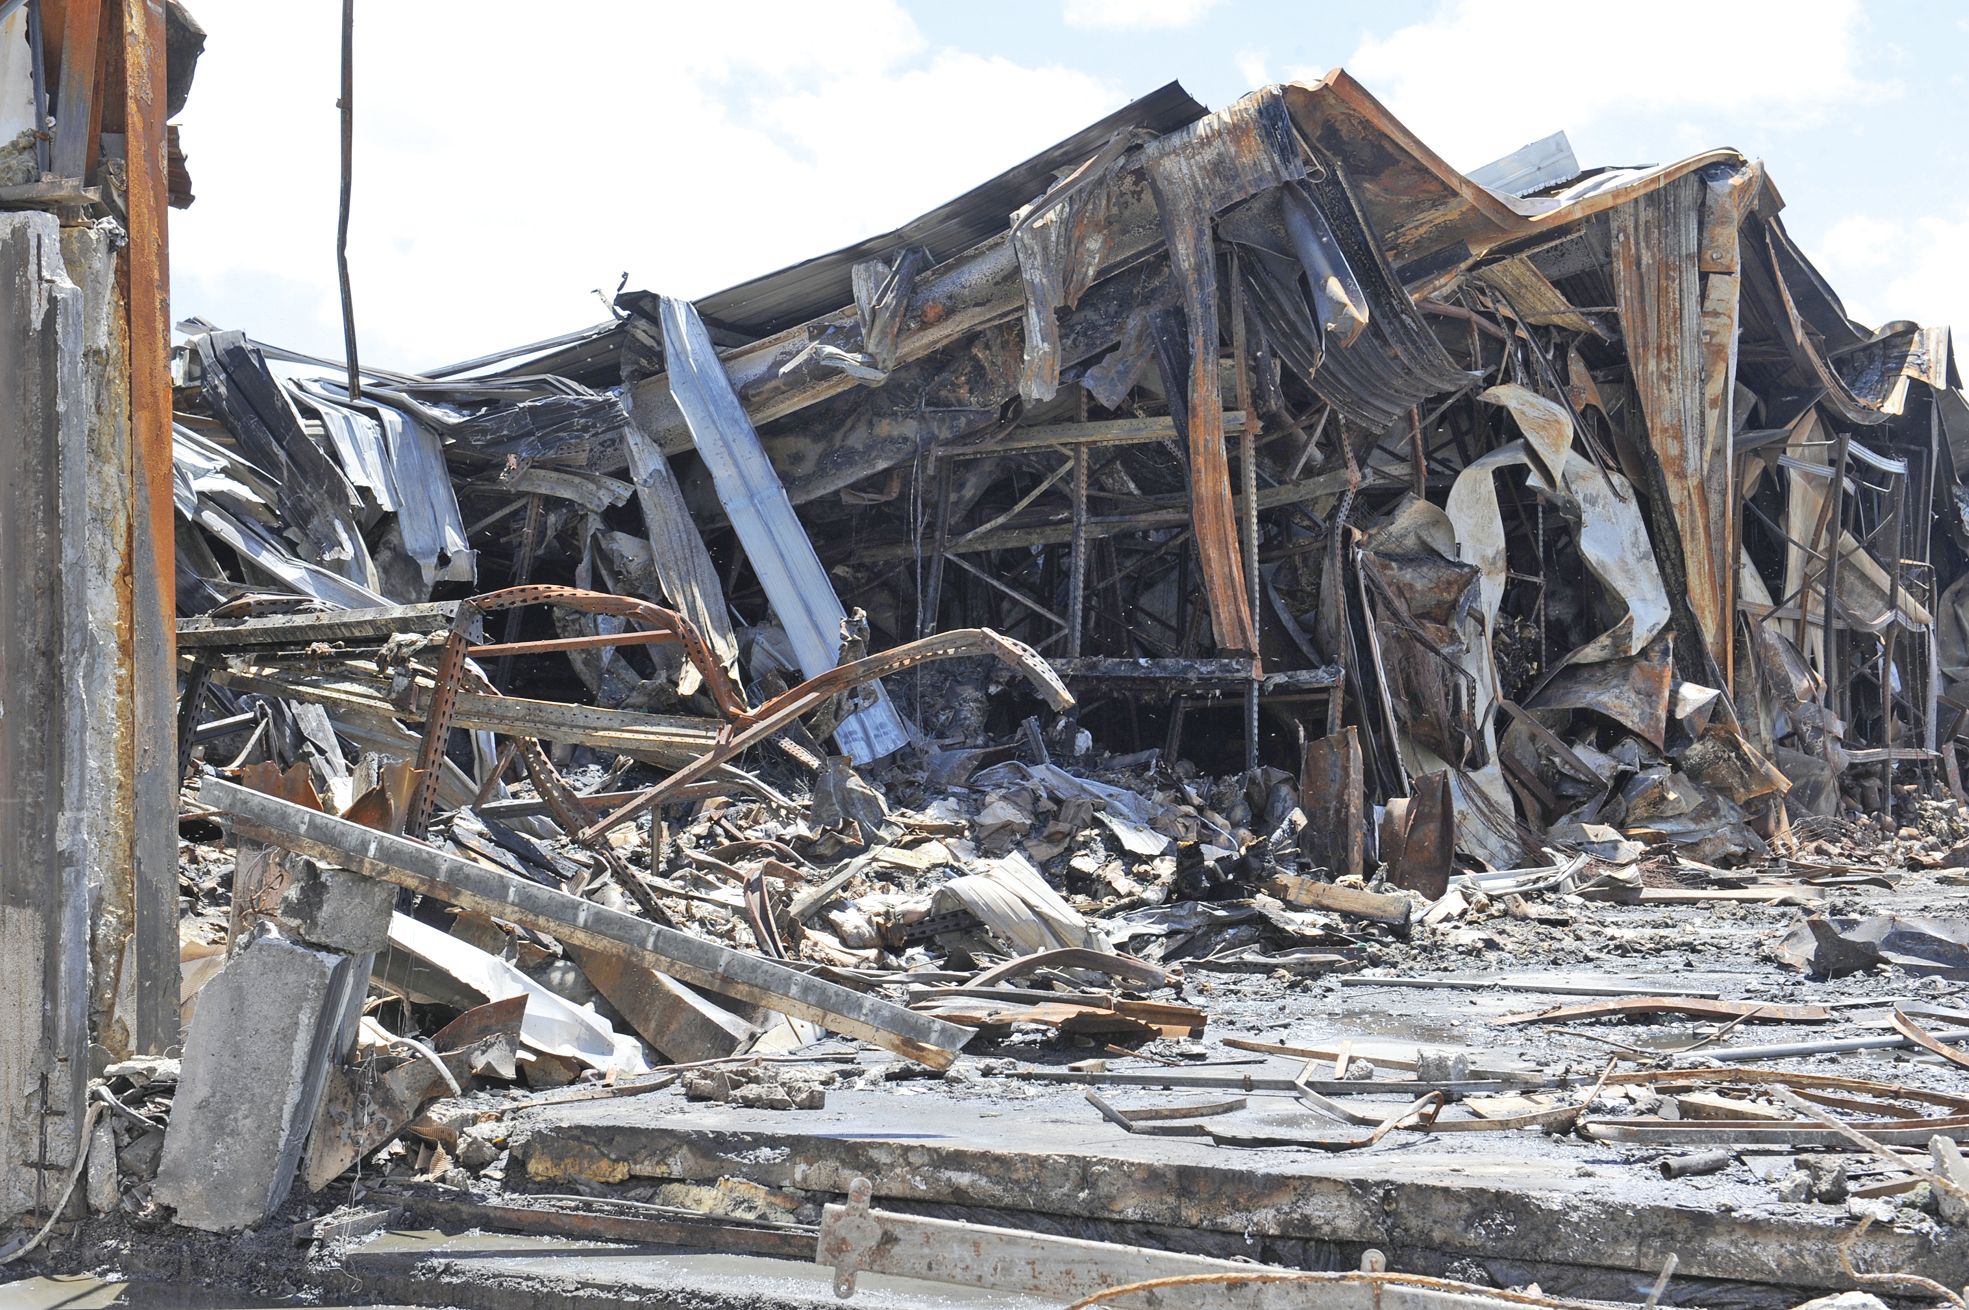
<box><xmin>172</xmin><ymin>424</ymin><xmax>391</xmax><ymax>611</ymax></box>
<box><xmin>1829</xmin><ymin>529</ymin><xmax>1933</xmax><ymax>633</ymax></box>
<box><xmin>384</xmin><ymin>912</ymin><xmax>649</xmax><ymax>1076</ymax></box>
<box><xmin>1010</xmin><ymin>129</ymin><xmax>1141</xmax><ymax>403</ymax></box>
<box><xmin>1936</xmin><ymin>573</ymin><xmax>1969</xmax><ymax>696</ymax></box>
<box><xmin>932</xmin><ymin>851</ymin><xmax>1108</xmax><ymax>956</ymax></box>
<box><xmin>972</xmin><ymin>760</ymin><xmax>1173</xmax><ymax>857</ymax></box>
<box><xmin>1241</xmin><ymin>163</ymin><xmax>1473</xmax><ymax>433</ymax></box>
<box><xmin>1610</xmin><ymin>171</ymin><xmax>1734</xmax><ymax>666</ymax></box>
<box><xmin>1450</xmin><ymin>386</ymin><xmax>1670</xmax><ymax>674</ymax></box>
<box><xmin>1360</xmin><ymin>497</ymin><xmax>1487</xmax><ymax>768</ymax></box>
<box><xmin>851</xmin><ymin>245</ymin><xmax>929</xmax><ymax>375</ymax></box>
<box><xmin>1357</xmin><ymin>497</ymin><xmax>1516</xmax><ymax>867</ymax></box>
<box><xmin>659</xmin><ymin>294</ymin><xmax>911</xmax><ymax>762</ymax></box>
<box><xmin>293</xmin><ymin>384</ymin><xmax>476</xmax><ymax>595</ymax></box>
<box><xmin>1406</xmin><ymin>384</ymin><xmax>1671</xmax><ymax>866</ymax></box>
<box><xmin>1531</xmin><ymin>632</ymin><xmax>1674</xmax><ymax>749</ymax></box>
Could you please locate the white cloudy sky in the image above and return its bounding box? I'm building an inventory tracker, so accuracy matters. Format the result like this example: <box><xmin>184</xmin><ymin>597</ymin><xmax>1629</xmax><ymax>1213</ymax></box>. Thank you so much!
<box><xmin>171</xmin><ymin>0</ymin><xmax>1969</xmax><ymax>372</ymax></box>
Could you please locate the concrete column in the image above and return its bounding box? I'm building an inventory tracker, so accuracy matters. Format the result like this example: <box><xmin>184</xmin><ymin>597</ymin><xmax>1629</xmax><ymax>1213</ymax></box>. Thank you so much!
<box><xmin>0</xmin><ymin>212</ymin><xmax>174</xmax><ymax>1227</ymax></box>
<box><xmin>0</xmin><ymin>211</ymin><xmax>93</xmax><ymax>1227</ymax></box>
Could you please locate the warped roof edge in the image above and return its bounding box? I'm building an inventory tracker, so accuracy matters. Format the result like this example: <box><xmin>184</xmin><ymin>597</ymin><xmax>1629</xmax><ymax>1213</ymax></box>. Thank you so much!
<box><xmin>619</xmin><ymin>80</ymin><xmax>1208</xmax><ymax>342</ymax></box>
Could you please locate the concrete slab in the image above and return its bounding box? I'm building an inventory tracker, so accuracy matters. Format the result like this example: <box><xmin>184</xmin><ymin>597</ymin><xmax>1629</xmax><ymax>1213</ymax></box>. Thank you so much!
<box><xmin>0</xmin><ymin>1276</ymin><xmax>410</xmax><ymax>1309</ymax></box>
<box><xmin>342</xmin><ymin>1230</ymin><xmax>1048</xmax><ymax>1310</ymax></box>
<box><xmin>509</xmin><ymin>929</ymin><xmax>1969</xmax><ymax>1307</ymax></box>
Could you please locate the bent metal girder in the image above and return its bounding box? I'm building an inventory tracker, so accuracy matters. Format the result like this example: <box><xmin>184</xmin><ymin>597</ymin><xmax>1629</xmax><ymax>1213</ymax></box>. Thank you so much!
<box><xmin>581</xmin><ymin>628</ymin><xmax>1074</xmax><ymax>842</ymax></box>
<box><xmin>468</xmin><ymin>585</ymin><xmax>751</xmax><ymax>721</ymax></box>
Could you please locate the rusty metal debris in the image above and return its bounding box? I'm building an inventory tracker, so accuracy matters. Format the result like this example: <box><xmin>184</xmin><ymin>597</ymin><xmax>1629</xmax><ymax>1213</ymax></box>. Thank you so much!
<box><xmin>8</xmin><ymin>14</ymin><xmax>1969</xmax><ymax>1304</ymax></box>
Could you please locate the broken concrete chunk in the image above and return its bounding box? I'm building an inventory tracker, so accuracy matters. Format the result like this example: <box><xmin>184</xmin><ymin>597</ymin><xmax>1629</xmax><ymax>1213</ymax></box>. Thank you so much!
<box><xmin>269</xmin><ymin>858</ymin><xmax>398</xmax><ymax>954</ymax></box>
<box><xmin>85</xmin><ymin>1116</ymin><xmax>119</xmax><ymax>1215</ymax></box>
<box><xmin>683</xmin><ymin>1064</ymin><xmax>829</xmax><ymax>1110</ymax></box>
<box><xmin>155</xmin><ymin>926</ymin><xmax>354</xmax><ymax>1231</ymax></box>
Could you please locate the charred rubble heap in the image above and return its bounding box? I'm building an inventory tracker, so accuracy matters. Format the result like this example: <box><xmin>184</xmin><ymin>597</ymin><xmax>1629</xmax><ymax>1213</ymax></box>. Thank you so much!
<box><xmin>13</xmin><ymin>63</ymin><xmax>1969</xmax><ymax>1310</ymax></box>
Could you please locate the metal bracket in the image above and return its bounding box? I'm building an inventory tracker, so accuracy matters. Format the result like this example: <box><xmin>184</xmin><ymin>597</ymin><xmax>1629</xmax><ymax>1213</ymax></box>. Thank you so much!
<box><xmin>819</xmin><ymin>1176</ymin><xmax>881</xmax><ymax>1299</ymax></box>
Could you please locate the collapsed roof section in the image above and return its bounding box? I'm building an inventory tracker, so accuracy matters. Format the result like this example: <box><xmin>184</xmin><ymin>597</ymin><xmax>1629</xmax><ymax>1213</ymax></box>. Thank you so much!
<box><xmin>172</xmin><ymin>68</ymin><xmax>1962</xmax><ymax>881</ymax></box>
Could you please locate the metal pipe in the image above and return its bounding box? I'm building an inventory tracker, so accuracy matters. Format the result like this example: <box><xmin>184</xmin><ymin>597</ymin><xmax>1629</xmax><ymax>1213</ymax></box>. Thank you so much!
<box><xmin>1659</xmin><ymin>1151</ymin><xmax>1732</xmax><ymax>1180</ymax></box>
<box><xmin>1704</xmin><ymin>1025</ymin><xmax>1969</xmax><ymax>1063</ymax></box>
<box><xmin>336</xmin><ymin>0</ymin><xmax>361</xmax><ymax>400</ymax></box>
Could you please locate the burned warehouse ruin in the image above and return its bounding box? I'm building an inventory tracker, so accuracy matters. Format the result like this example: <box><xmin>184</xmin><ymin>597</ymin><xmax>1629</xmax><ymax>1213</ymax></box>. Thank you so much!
<box><xmin>5</xmin><ymin>5</ymin><xmax>1969</xmax><ymax>1306</ymax></box>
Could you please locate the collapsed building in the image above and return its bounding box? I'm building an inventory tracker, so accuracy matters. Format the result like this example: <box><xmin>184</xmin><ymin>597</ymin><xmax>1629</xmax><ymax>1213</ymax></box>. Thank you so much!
<box><xmin>6</xmin><ymin>10</ymin><xmax>1969</xmax><ymax>1305</ymax></box>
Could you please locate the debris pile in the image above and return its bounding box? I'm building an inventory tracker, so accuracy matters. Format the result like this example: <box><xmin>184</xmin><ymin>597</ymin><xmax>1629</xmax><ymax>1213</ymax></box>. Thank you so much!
<box><xmin>13</xmin><ymin>52</ymin><xmax>1969</xmax><ymax>1310</ymax></box>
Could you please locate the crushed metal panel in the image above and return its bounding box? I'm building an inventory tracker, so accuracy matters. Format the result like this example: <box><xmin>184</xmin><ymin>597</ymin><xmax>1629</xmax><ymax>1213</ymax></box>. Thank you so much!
<box><xmin>1473</xmin><ymin>255</ymin><xmax>1604</xmax><ymax>337</ymax></box>
<box><xmin>1010</xmin><ymin>133</ymin><xmax>1134</xmax><ymax>403</ymax></box>
<box><xmin>1610</xmin><ymin>172</ymin><xmax>1732</xmax><ymax>672</ymax></box>
<box><xmin>190</xmin><ymin>330</ymin><xmax>377</xmax><ymax>589</ymax></box>
<box><xmin>1299</xmin><ymin>726</ymin><xmax>1365</xmax><ymax>879</ymax></box>
<box><xmin>850</xmin><ymin>245</ymin><xmax>929</xmax><ymax>374</ymax></box>
<box><xmin>1531</xmin><ymin>632</ymin><xmax>1675</xmax><ymax>749</ymax></box>
<box><xmin>1380</xmin><ymin>771</ymin><xmax>1453</xmax><ymax>899</ymax></box>
<box><xmin>657</xmin><ymin>294</ymin><xmax>909</xmax><ymax>762</ymax></box>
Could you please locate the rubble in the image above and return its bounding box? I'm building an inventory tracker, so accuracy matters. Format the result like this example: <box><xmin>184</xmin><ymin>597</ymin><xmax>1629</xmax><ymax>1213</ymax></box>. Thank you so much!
<box><xmin>6</xmin><ymin>5</ymin><xmax>1969</xmax><ymax>1305</ymax></box>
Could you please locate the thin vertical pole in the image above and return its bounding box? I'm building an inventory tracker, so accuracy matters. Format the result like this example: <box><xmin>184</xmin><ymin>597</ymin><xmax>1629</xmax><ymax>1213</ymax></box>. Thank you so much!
<box><xmin>336</xmin><ymin>0</ymin><xmax>361</xmax><ymax>400</ymax></box>
<box><xmin>1067</xmin><ymin>446</ymin><xmax>1088</xmax><ymax>658</ymax></box>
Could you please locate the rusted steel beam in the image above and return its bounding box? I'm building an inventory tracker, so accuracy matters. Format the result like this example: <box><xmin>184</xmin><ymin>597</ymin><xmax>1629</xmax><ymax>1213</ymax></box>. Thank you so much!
<box><xmin>581</xmin><ymin>629</ymin><xmax>1073</xmax><ymax>842</ymax></box>
<box><xmin>1231</xmin><ymin>257</ymin><xmax>1262</xmax><ymax>768</ymax></box>
<box><xmin>405</xmin><ymin>608</ymin><xmax>474</xmax><ymax>839</ymax></box>
<box><xmin>1696</xmin><ymin>166</ymin><xmax>1754</xmax><ymax>692</ymax></box>
<box><xmin>122</xmin><ymin>0</ymin><xmax>171</xmax><ymax>660</ymax></box>
<box><xmin>121</xmin><ymin>0</ymin><xmax>177</xmax><ymax>1059</ymax></box>
<box><xmin>208</xmin><ymin>666</ymin><xmax>722</xmax><ymax>762</ymax></box>
<box><xmin>1147</xmin><ymin>149</ymin><xmax>1252</xmax><ymax>654</ymax></box>
<box><xmin>469</xmin><ymin>628</ymin><xmax>681</xmax><ymax>660</ymax></box>
<box><xmin>469</xmin><ymin>585</ymin><xmax>750</xmax><ymax>721</ymax></box>
<box><xmin>1067</xmin><ymin>445</ymin><xmax>1088</xmax><ymax>657</ymax></box>
<box><xmin>50</xmin><ymin>0</ymin><xmax>105</xmax><ymax>179</ymax></box>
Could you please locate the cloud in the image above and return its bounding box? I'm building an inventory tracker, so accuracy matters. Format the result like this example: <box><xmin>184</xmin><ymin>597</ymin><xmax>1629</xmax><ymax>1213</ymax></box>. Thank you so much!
<box><xmin>1063</xmin><ymin>0</ymin><xmax>1224</xmax><ymax>32</ymax></box>
<box><xmin>1338</xmin><ymin>0</ymin><xmax>1882</xmax><ymax>169</ymax></box>
<box><xmin>1810</xmin><ymin>206</ymin><xmax>1969</xmax><ymax>335</ymax></box>
<box><xmin>170</xmin><ymin>2</ymin><xmax>1118</xmax><ymax>369</ymax></box>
